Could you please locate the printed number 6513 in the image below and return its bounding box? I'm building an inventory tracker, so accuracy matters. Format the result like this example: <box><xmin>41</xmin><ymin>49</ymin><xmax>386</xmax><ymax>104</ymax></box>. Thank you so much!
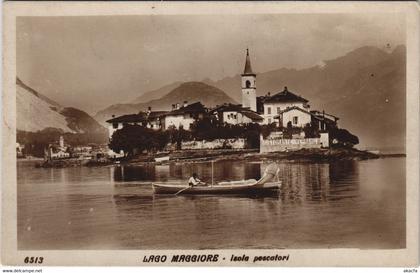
<box><xmin>24</xmin><ymin>256</ymin><xmax>43</xmax><ymax>264</ymax></box>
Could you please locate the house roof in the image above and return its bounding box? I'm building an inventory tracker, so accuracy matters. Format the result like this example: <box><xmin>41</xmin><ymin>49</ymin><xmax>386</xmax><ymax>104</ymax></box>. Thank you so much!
<box><xmin>263</xmin><ymin>87</ymin><xmax>308</xmax><ymax>104</ymax></box>
<box><xmin>211</xmin><ymin>103</ymin><xmax>263</xmax><ymax>121</ymax></box>
<box><xmin>106</xmin><ymin>114</ymin><xmax>147</xmax><ymax>123</ymax></box>
<box><xmin>147</xmin><ymin>111</ymin><xmax>168</xmax><ymax>119</ymax></box>
<box><xmin>275</xmin><ymin>106</ymin><xmax>338</xmax><ymax>123</ymax></box>
<box><xmin>164</xmin><ymin>102</ymin><xmax>207</xmax><ymax>117</ymax></box>
<box><xmin>241</xmin><ymin>110</ymin><xmax>264</xmax><ymax>121</ymax></box>
<box><xmin>242</xmin><ymin>48</ymin><xmax>256</xmax><ymax>76</ymax></box>
<box><xmin>277</xmin><ymin>106</ymin><xmax>312</xmax><ymax>116</ymax></box>
<box><xmin>310</xmin><ymin>110</ymin><xmax>339</xmax><ymax>121</ymax></box>
<box><xmin>106</xmin><ymin>111</ymin><xmax>168</xmax><ymax>123</ymax></box>
<box><xmin>210</xmin><ymin>103</ymin><xmax>243</xmax><ymax>113</ymax></box>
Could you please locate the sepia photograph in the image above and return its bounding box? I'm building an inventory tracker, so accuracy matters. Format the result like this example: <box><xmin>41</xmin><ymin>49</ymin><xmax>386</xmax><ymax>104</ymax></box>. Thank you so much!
<box><xmin>2</xmin><ymin>1</ymin><xmax>419</xmax><ymax>267</ymax></box>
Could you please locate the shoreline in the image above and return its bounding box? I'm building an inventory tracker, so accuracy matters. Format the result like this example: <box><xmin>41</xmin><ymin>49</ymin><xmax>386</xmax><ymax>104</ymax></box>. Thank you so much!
<box><xmin>27</xmin><ymin>147</ymin><xmax>406</xmax><ymax>168</ymax></box>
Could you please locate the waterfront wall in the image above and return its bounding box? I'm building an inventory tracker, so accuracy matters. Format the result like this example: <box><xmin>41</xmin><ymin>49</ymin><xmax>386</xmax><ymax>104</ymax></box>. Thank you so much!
<box><xmin>181</xmin><ymin>138</ymin><xmax>246</xmax><ymax>150</ymax></box>
<box><xmin>260</xmin><ymin>132</ymin><xmax>329</xmax><ymax>153</ymax></box>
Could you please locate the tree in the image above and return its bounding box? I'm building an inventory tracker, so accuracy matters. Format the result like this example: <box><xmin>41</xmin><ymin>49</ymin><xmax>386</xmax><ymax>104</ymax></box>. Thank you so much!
<box><xmin>190</xmin><ymin>116</ymin><xmax>221</xmax><ymax>141</ymax></box>
<box><xmin>303</xmin><ymin>123</ymin><xmax>320</xmax><ymax>138</ymax></box>
<box><xmin>167</xmin><ymin>126</ymin><xmax>192</xmax><ymax>149</ymax></box>
<box><xmin>330</xmin><ymin>128</ymin><xmax>359</xmax><ymax>147</ymax></box>
<box><xmin>189</xmin><ymin>119</ymin><xmax>276</xmax><ymax>149</ymax></box>
<box><xmin>260</xmin><ymin>123</ymin><xmax>277</xmax><ymax>138</ymax></box>
<box><xmin>109</xmin><ymin>124</ymin><xmax>169</xmax><ymax>157</ymax></box>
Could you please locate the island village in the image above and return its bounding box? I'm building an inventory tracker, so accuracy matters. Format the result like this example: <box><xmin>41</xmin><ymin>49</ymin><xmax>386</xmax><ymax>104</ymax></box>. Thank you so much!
<box><xmin>32</xmin><ymin>49</ymin><xmax>368</xmax><ymax>167</ymax></box>
<box><xmin>104</xmin><ymin>49</ymin><xmax>356</xmax><ymax>160</ymax></box>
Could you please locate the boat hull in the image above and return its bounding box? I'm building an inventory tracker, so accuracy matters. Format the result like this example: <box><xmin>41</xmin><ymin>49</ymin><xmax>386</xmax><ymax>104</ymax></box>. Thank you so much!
<box><xmin>152</xmin><ymin>182</ymin><xmax>281</xmax><ymax>195</ymax></box>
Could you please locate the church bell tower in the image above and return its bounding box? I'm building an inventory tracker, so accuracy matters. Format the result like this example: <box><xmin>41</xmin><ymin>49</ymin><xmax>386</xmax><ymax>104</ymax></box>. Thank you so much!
<box><xmin>241</xmin><ymin>48</ymin><xmax>257</xmax><ymax>112</ymax></box>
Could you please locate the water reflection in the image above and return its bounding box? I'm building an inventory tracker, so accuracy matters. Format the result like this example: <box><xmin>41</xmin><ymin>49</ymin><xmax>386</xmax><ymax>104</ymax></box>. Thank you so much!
<box><xmin>112</xmin><ymin>161</ymin><xmax>262</xmax><ymax>183</ymax></box>
<box><xmin>111</xmin><ymin>160</ymin><xmax>359</xmax><ymax>204</ymax></box>
<box><xmin>328</xmin><ymin>161</ymin><xmax>359</xmax><ymax>201</ymax></box>
<box><xmin>113</xmin><ymin>165</ymin><xmax>157</xmax><ymax>181</ymax></box>
<box><xmin>17</xmin><ymin>158</ymin><xmax>405</xmax><ymax>249</ymax></box>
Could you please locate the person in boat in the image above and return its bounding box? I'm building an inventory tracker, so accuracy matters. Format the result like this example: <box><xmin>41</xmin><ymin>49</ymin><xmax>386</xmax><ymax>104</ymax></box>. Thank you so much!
<box><xmin>188</xmin><ymin>173</ymin><xmax>206</xmax><ymax>187</ymax></box>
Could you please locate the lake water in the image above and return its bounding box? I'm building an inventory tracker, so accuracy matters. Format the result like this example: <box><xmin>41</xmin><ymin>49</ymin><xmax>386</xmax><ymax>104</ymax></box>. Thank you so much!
<box><xmin>17</xmin><ymin>158</ymin><xmax>405</xmax><ymax>250</ymax></box>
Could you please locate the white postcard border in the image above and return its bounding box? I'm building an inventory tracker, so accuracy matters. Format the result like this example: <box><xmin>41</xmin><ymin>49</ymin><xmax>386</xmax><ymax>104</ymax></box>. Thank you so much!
<box><xmin>2</xmin><ymin>1</ymin><xmax>419</xmax><ymax>267</ymax></box>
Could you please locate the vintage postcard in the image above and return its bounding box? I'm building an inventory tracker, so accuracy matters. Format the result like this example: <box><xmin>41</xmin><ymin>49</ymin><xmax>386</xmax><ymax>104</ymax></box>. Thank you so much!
<box><xmin>2</xmin><ymin>1</ymin><xmax>419</xmax><ymax>267</ymax></box>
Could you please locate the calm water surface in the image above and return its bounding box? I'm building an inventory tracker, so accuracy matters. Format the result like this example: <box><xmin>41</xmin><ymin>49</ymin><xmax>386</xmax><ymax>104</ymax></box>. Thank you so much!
<box><xmin>17</xmin><ymin>158</ymin><xmax>405</xmax><ymax>249</ymax></box>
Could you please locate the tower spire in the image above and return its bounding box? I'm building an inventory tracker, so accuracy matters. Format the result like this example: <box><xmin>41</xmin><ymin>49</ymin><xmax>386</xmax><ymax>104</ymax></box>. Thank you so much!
<box><xmin>243</xmin><ymin>48</ymin><xmax>254</xmax><ymax>75</ymax></box>
<box><xmin>241</xmin><ymin>48</ymin><xmax>257</xmax><ymax>112</ymax></box>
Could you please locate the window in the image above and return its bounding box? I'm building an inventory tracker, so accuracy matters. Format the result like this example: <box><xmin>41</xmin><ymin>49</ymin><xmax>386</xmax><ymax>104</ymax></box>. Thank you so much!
<box><xmin>267</xmin><ymin>107</ymin><xmax>271</xmax><ymax>115</ymax></box>
<box><xmin>277</xmin><ymin>107</ymin><xmax>281</xmax><ymax>114</ymax></box>
<box><xmin>112</xmin><ymin>123</ymin><xmax>118</xmax><ymax>129</ymax></box>
<box><xmin>246</xmin><ymin>80</ymin><xmax>251</xmax><ymax>88</ymax></box>
<box><xmin>293</xmin><ymin>116</ymin><xmax>298</xmax><ymax>125</ymax></box>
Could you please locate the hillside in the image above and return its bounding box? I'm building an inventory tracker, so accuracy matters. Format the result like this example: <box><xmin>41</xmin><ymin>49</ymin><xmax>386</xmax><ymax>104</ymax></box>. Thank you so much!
<box><xmin>17</xmin><ymin>77</ymin><xmax>73</xmax><ymax>133</ymax></box>
<box><xmin>16</xmin><ymin>77</ymin><xmax>108</xmax><ymax>144</ymax></box>
<box><xmin>132</xmin><ymin>81</ymin><xmax>182</xmax><ymax>103</ymax></box>
<box><xmin>59</xmin><ymin>107</ymin><xmax>107</xmax><ymax>134</ymax></box>
<box><xmin>95</xmin><ymin>82</ymin><xmax>236</xmax><ymax>125</ymax></box>
<box><xmin>16</xmin><ymin>77</ymin><xmax>62</xmax><ymax>108</ymax></box>
<box><xmin>322</xmin><ymin>46</ymin><xmax>405</xmax><ymax>151</ymax></box>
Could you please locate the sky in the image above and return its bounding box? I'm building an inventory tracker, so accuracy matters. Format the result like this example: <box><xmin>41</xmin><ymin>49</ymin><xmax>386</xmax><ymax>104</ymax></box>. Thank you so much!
<box><xmin>16</xmin><ymin>14</ymin><xmax>405</xmax><ymax>114</ymax></box>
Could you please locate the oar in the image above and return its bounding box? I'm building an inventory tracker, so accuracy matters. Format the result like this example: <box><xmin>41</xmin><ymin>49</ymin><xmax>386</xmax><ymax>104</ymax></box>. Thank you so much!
<box><xmin>175</xmin><ymin>186</ymin><xmax>190</xmax><ymax>195</ymax></box>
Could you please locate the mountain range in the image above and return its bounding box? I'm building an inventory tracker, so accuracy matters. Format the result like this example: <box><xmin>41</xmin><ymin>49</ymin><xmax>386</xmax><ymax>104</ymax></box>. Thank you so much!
<box><xmin>16</xmin><ymin>77</ymin><xmax>108</xmax><ymax>143</ymax></box>
<box><xmin>94</xmin><ymin>45</ymin><xmax>405</xmax><ymax>151</ymax></box>
<box><xmin>94</xmin><ymin>82</ymin><xmax>236</xmax><ymax>125</ymax></box>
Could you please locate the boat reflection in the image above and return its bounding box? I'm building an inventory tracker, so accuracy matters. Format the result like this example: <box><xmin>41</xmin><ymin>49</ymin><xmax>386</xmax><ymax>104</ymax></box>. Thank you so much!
<box><xmin>111</xmin><ymin>160</ymin><xmax>359</xmax><ymax>204</ymax></box>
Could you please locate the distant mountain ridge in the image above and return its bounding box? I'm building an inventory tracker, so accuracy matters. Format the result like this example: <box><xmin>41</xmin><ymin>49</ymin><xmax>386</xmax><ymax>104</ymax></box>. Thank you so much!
<box><xmin>94</xmin><ymin>82</ymin><xmax>236</xmax><ymax>125</ymax></box>
<box><xmin>132</xmin><ymin>81</ymin><xmax>183</xmax><ymax>104</ymax></box>
<box><xmin>97</xmin><ymin>45</ymin><xmax>404</xmax><ymax>151</ymax></box>
<box><xmin>16</xmin><ymin>77</ymin><xmax>108</xmax><ymax>143</ymax></box>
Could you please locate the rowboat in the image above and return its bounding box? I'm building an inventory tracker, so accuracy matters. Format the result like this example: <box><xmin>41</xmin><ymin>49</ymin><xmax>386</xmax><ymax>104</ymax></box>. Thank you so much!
<box><xmin>152</xmin><ymin>181</ymin><xmax>281</xmax><ymax>195</ymax></box>
<box><xmin>152</xmin><ymin>163</ymin><xmax>281</xmax><ymax>195</ymax></box>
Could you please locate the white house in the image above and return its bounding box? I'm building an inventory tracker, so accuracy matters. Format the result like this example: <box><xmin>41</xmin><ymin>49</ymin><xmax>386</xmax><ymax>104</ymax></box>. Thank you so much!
<box><xmin>276</xmin><ymin>106</ymin><xmax>339</xmax><ymax>132</ymax></box>
<box><xmin>211</xmin><ymin>103</ymin><xmax>263</xmax><ymax>125</ymax></box>
<box><xmin>163</xmin><ymin>102</ymin><xmax>207</xmax><ymax>130</ymax></box>
<box><xmin>277</xmin><ymin>106</ymin><xmax>312</xmax><ymax>128</ymax></box>
<box><xmin>258</xmin><ymin>87</ymin><xmax>310</xmax><ymax>125</ymax></box>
